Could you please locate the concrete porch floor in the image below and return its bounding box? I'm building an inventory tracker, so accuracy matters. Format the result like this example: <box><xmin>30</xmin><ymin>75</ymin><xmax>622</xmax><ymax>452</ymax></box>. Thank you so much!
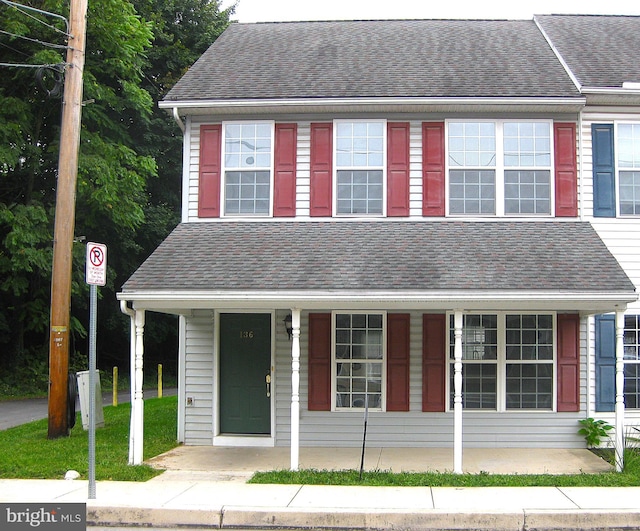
<box><xmin>146</xmin><ymin>446</ymin><xmax>613</xmax><ymax>481</ymax></box>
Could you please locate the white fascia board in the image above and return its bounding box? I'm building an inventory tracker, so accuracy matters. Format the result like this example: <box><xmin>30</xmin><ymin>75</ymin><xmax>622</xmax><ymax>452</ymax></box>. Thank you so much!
<box><xmin>117</xmin><ymin>289</ymin><xmax>636</xmax><ymax>313</ymax></box>
<box><xmin>159</xmin><ymin>97</ymin><xmax>585</xmax><ymax>114</ymax></box>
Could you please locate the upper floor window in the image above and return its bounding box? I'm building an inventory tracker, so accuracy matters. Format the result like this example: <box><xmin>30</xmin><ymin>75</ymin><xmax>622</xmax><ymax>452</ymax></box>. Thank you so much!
<box><xmin>617</xmin><ymin>124</ymin><xmax>640</xmax><ymax>216</ymax></box>
<box><xmin>223</xmin><ymin>122</ymin><xmax>273</xmax><ymax>215</ymax></box>
<box><xmin>448</xmin><ymin>121</ymin><xmax>552</xmax><ymax>216</ymax></box>
<box><xmin>335</xmin><ymin>121</ymin><xmax>385</xmax><ymax>215</ymax></box>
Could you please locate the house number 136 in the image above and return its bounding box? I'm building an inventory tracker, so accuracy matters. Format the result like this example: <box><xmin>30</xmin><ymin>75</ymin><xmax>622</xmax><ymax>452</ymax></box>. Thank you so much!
<box><xmin>240</xmin><ymin>330</ymin><xmax>254</xmax><ymax>339</ymax></box>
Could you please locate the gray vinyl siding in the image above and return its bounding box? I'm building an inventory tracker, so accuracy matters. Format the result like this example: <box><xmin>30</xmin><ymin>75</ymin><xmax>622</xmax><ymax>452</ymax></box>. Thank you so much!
<box><xmin>183</xmin><ymin>313</ymin><xmax>214</xmax><ymax>445</ymax></box>
<box><xmin>268</xmin><ymin>310</ymin><xmax>586</xmax><ymax>449</ymax></box>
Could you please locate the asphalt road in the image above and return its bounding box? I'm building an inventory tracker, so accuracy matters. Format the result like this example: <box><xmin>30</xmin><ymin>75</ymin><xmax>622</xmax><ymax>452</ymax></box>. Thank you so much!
<box><xmin>0</xmin><ymin>388</ymin><xmax>176</xmax><ymax>430</ymax></box>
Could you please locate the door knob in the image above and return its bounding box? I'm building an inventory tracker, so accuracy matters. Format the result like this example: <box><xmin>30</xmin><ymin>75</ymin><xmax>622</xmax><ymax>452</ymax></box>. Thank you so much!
<box><xmin>265</xmin><ymin>373</ymin><xmax>271</xmax><ymax>397</ymax></box>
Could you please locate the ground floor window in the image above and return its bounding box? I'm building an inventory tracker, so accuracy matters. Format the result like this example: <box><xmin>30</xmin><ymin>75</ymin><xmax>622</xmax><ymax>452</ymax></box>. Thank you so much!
<box><xmin>624</xmin><ymin>315</ymin><xmax>640</xmax><ymax>408</ymax></box>
<box><xmin>448</xmin><ymin>313</ymin><xmax>555</xmax><ymax>411</ymax></box>
<box><xmin>334</xmin><ymin>312</ymin><xmax>385</xmax><ymax>410</ymax></box>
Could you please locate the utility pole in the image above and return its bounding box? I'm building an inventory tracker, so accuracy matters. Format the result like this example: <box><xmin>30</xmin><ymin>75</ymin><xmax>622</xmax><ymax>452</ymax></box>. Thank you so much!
<box><xmin>47</xmin><ymin>0</ymin><xmax>88</xmax><ymax>439</ymax></box>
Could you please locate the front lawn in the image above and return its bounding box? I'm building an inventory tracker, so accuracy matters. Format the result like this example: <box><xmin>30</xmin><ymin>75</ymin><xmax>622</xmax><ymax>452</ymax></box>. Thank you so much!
<box><xmin>0</xmin><ymin>396</ymin><xmax>179</xmax><ymax>481</ymax></box>
<box><xmin>250</xmin><ymin>449</ymin><xmax>640</xmax><ymax>487</ymax></box>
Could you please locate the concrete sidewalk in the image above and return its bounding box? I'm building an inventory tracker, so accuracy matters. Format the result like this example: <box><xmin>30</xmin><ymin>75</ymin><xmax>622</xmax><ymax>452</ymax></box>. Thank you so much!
<box><xmin>1</xmin><ymin>476</ymin><xmax>639</xmax><ymax>530</ymax></box>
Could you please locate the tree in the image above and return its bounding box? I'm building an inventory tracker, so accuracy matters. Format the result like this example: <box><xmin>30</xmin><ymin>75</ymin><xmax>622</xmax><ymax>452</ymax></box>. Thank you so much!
<box><xmin>0</xmin><ymin>0</ymin><xmax>234</xmax><ymax>394</ymax></box>
<box><xmin>0</xmin><ymin>0</ymin><xmax>154</xmax><ymax>391</ymax></box>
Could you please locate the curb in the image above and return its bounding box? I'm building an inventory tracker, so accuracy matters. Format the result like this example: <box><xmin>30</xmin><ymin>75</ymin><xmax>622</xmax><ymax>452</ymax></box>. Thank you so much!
<box><xmin>87</xmin><ymin>505</ymin><xmax>640</xmax><ymax>531</ymax></box>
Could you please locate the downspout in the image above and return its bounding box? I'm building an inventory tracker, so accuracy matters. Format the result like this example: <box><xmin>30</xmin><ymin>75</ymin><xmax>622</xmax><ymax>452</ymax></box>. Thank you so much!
<box><xmin>172</xmin><ymin>107</ymin><xmax>185</xmax><ymax>133</ymax></box>
<box><xmin>119</xmin><ymin>301</ymin><xmax>136</xmax><ymax>464</ymax></box>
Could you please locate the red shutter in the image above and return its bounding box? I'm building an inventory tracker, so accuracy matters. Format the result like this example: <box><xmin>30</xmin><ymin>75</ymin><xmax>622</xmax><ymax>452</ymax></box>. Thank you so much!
<box><xmin>554</xmin><ymin>122</ymin><xmax>578</xmax><ymax>217</ymax></box>
<box><xmin>386</xmin><ymin>313</ymin><xmax>410</xmax><ymax>411</ymax></box>
<box><xmin>422</xmin><ymin>314</ymin><xmax>446</xmax><ymax>412</ymax></box>
<box><xmin>310</xmin><ymin>123</ymin><xmax>333</xmax><ymax>216</ymax></box>
<box><xmin>557</xmin><ymin>313</ymin><xmax>580</xmax><ymax>412</ymax></box>
<box><xmin>422</xmin><ymin>122</ymin><xmax>445</xmax><ymax>217</ymax></box>
<box><xmin>308</xmin><ymin>313</ymin><xmax>331</xmax><ymax>411</ymax></box>
<box><xmin>274</xmin><ymin>123</ymin><xmax>297</xmax><ymax>217</ymax></box>
<box><xmin>387</xmin><ymin>122</ymin><xmax>410</xmax><ymax>217</ymax></box>
<box><xmin>198</xmin><ymin>124</ymin><xmax>221</xmax><ymax>218</ymax></box>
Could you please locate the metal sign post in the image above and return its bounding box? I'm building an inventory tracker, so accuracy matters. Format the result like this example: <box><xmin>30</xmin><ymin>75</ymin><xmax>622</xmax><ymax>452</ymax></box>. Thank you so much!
<box><xmin>86</xmin><ymin>242</ymin><xmax>106</xmax><ymax>499</ymax></box>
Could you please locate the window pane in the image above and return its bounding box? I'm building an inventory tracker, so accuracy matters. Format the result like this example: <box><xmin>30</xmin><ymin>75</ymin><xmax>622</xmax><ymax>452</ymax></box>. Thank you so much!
<box><xmin>449</xmin><ymin>363</ymin><xmax>497</xmax><ymax>409</ymax></box>
<box><xmin>336</xmin><ymin>170</ymin><xmax>383</xmax><ymax>214</ymax></box>
<box><xmin>506</xmin><ymin>364</ymin><xmax>553</xmax><ymax>409</ymax></box>
<box><xmin>625</xmin><ymin>363</ymin><xmax>640</xmax><ymax>409</ymax></box>
<box><xmin>503</xmin><ymin>122</ymin><xmax>550</xmax><ymax>168</ymax></box>
<box><xmin>449</xmin><ymin>170</ymin><xmax>496</xmax><ymax>214</ymax></box>
<box><xmin>224</xmin><ymin>171</ymin><xmax>270</xmax><ymax>214</ymax></box>
<box><xmin>505</xmin><ymin>314</ymin><xmax>554</xmax><ymax>361</ymax></box>
<box><xmin>618</xmin><ymin>124</ymin><xmax>640</xmax><ymax>169</ymax></box>
<box><xmin>619</xmin><ymin>171</ymin><xmax>640</xmax><ymax>216</ymax></box>
<box><xmin>334</xmin><ymin>313</ymin><xmax>384</xmax><ymax>410</ymax></box>
<box><xmin>504</xmin><ymin>170</ymin><xmax>550</xmax><ymax>214</ymax></box>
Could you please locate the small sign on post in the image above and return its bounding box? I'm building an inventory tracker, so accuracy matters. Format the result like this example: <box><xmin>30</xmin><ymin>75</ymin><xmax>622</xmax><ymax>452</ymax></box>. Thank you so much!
<box><xmin>85</xmin><ymin>242</ymin><xmax>106</xmax><ymax>500</ymax></box>
<box><xmin>86</xmin><ymin>242</ymin><xmax>107</xmax><ymax>286</ymax></box>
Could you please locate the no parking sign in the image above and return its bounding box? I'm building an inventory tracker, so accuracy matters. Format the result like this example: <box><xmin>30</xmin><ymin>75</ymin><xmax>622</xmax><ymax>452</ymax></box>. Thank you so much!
<box><xmin>86</xmin><ymin>242</ymin><xmax>107</xmax><ymax>286</ymax></box>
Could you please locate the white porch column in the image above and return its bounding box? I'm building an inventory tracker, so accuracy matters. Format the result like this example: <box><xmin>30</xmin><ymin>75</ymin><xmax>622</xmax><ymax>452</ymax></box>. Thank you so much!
<box><xmin>453</xmin><ymin>310</ymin><xmax>463</xmax><ymax>474</ymax></box>
<box><xmin>290</xmin><ymin>309</ymin><xmax>301</xmax><ymax>471</ymax></box>
<box><xmin>615</xmin><ymin>310</ymin><xmax>625</xmax><ymax>472</ymax></box>
<box><xmin>130</xmin><ymin>309</ymin><xmax>145</xmax><ymax>465</ymax></box>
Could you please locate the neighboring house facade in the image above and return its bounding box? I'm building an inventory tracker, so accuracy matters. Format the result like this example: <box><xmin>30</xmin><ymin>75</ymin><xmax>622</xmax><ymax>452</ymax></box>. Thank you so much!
<box><xmin>118</xmin><ymin>16</ymin><xmax>639</xmax><ymax>470</ymax></box>
<box><xmin>536</xmin><ymin>15</ymin><xmax>640</xmax><ymax>445</ymax></box>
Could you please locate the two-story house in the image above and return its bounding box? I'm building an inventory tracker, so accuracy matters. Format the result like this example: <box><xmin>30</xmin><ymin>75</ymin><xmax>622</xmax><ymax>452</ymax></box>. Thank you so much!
<box><xmin>536</xmin><ymin>14</ymin><xmax>640</xmax><ymax>469</ymax></box>
<box><xmin>118</xmin><ymin>16</ymin><xmax>639</xmax><ymax>471</ymax></box>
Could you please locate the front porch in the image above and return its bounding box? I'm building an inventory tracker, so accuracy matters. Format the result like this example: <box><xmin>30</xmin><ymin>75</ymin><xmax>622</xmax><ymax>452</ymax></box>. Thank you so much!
<box><xmin>146</xmin><ymin>446</ymin><xmax>613</xmax><ymax>480</ymax></box>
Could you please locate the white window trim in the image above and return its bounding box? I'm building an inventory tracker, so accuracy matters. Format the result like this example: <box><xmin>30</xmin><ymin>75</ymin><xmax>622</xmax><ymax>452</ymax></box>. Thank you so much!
<box><xmin>445</xmin><ymin>311</ymin><xmax>557</xmax><ymax>412</ymax></box>
<box><xmin>445</xmin><ymin>119</ymin><xmax>555</xmax><ymax>217</ymax></box>
<box><xmin>333</xmin><ymin>119</ymin><xmax>388</xmax><ymax>217</ymax></box>
<box><xmin>614</xmin><ymin>121</ymin><xmax>640</xmax><ymax>218</ymax></box>
<box><xmin>221</xmin><ymin>120</ymin><xmax>275</xmax><ymax>218</ymax></box>
<box><xmin>331</xmin><ymin>310</ymin><xmax>387</xmax><ymax>412</ymax></box>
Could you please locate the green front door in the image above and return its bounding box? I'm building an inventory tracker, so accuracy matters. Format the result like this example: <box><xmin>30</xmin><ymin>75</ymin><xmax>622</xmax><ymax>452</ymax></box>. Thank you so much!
<box><xmin>219</xmin><ymin>313</ymin><xmax>271</xmax><ymax>435</ymax></box>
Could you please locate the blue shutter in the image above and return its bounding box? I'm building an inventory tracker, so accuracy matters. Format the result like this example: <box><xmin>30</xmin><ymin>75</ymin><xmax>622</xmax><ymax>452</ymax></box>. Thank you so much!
<box><xmin>592</xmin><ymin>124</ymin><xmax>616</xmax><ymax>218</ymax></box>
<box><xmin>595</xmin><ymin>314</ymin><xmax>616</xmax><ymax>412</ymax></box>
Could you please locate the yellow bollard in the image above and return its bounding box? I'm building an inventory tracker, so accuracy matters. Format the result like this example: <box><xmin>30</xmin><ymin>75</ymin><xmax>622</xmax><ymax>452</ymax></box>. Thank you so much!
<box><xmin>113</xmin><ymin>366</ymin><xmax>118</xmax><ymax>407</ymax></box>
<box><xmin>158</xmin><ymin>364</ymin><xmax>163</xmax><ymax>398</ymax></box>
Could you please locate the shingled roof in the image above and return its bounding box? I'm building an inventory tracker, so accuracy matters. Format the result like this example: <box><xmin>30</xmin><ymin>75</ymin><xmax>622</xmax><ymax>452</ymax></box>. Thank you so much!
<box><xmin>121</xmin><ymin>221</ymin><xmax>634</xmax><ymax>294</ymax></box>
<box><xmin>536</xmin><ymin>15</ymin><xmax>640</xmax><ymax>89</ymax></box>
<box><xmin>164</xmin><ymin>19</ymin><xmax>581</xmax><ymax>102</ymax></box>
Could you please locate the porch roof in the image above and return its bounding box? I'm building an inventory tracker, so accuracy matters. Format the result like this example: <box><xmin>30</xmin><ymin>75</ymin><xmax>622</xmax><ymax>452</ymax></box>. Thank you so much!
<box><xmin>119</xmin><ymin>220</ymin><xmax>636</xmax><ymax>313</ymax></box>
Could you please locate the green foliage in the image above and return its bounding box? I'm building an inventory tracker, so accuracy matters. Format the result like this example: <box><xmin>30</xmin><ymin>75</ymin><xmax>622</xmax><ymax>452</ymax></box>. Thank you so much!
<box><xmin>0</xmin><ymin>396</ymin><xmax>178</xmax><ymax>480</ymax></box>
<box><xmin>578</xmin><ymin>418</ymin><xmax>614</xmax><ymax>447</ymax></box>
<box><xmin>0</xmin><ymin>0</ymin><xmax>233</xmax><ymax>386</ymax></box>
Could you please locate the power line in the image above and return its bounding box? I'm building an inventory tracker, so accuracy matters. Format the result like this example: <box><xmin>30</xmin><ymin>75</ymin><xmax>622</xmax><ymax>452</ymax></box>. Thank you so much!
<box><xmin>0</xmin><ymin>0</ymin><xmax>70</xmax><ymax>37</ymax></box>
<box><xmin>0</xmin><ymin>29</ymin><xmax>68</xmax><ymax>49</ymax></box>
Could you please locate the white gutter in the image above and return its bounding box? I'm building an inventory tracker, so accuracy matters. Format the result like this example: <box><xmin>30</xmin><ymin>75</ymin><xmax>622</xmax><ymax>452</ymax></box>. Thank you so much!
<box><xmin>581</xmin><ymin>87</ymin><xmax>640</xmax><ymax>96</ymax></box>
<box><xmin>158</xmin><ymin>96</ymin><xmax>586</xmax><ymax>111</ymax></box>
<box><xmin>117</xmin><ymin>289</ymin><xmax>636</xmax><ymax>304</ymax></box>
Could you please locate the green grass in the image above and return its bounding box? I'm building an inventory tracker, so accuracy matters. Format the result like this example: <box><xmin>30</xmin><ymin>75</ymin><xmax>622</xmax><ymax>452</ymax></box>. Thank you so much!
<box><xmin>250</xmin><ymin>449</ymin><xmax>640</xmax><ymax>488</ymax></box>
<box><xmin>0</xmin><ymin>396</ymin><xmax>179</xmax><ymax>481</ymax></box>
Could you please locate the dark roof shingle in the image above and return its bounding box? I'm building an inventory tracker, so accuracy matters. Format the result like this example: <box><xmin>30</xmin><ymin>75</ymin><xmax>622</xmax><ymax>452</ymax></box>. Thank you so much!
<box><xmin>164</xmin><ymin>19</ymin><xmax>580</xmax><ymax>102</ymax></box>
<box><xmin>536</xmin><ymin>14</ymin><xmax>640</xmax><ymax>88</ymax></box>
<box><xmin>122</xmin><ymin>221</ymin><xmax>634</xmax><ymax>293</ymax></box>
